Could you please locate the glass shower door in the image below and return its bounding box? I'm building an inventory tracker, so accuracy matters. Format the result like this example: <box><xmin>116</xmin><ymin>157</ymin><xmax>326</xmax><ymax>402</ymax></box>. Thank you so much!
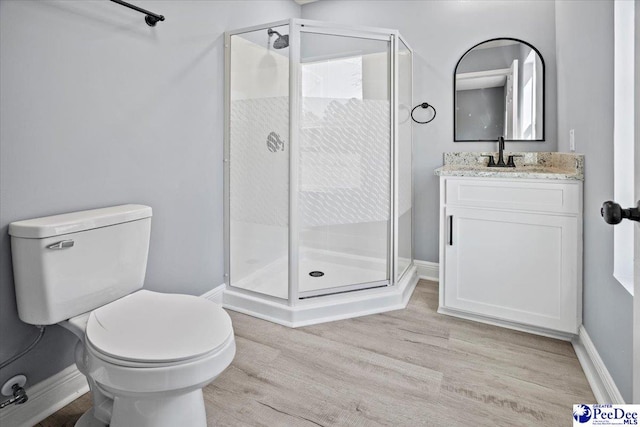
<box><xmin>297</xmin><ymin>30</ymin><xmax>391</xmax><ymax>297</ymax></box>
<box><xmin>396</xmin><ymin>37</ymin><xmax>413</xmax><ymax>281</ymax></box>
<box><xmin>227</xmin><ymin>25</ymin><xmax>290</xmax><ymax>299</ymax></box>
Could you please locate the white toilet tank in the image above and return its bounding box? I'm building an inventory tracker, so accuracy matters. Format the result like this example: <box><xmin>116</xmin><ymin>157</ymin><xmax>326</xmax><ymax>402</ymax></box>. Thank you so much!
<box><xmin>9</xmin><ymin>205</ymin><xmax>152</xmax><ymax>325</ymax></box>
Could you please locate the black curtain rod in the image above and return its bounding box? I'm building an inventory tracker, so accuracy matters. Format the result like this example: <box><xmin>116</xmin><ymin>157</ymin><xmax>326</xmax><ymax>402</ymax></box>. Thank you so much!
<box><xmin>109</xmin><ymin>0</ymin><xmax>165</xmax><ymax>26</ymax></box>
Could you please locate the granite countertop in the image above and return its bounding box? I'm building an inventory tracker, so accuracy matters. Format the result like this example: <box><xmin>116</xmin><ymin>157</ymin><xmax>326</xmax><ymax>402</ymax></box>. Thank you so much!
<box><xmin>434</xmin><ymin>152</ymin><xmax>584</xmax><ymax>181</ymax></box>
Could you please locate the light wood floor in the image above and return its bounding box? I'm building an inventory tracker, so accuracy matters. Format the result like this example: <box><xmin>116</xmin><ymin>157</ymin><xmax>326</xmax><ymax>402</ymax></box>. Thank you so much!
<box><xmin>36</xmin><ymin>280</ymin><xmax>594</xmax><ymax>427</ymax></box>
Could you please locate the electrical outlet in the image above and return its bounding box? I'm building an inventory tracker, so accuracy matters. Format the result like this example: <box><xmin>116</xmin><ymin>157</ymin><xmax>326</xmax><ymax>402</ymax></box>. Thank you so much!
<box><xmin>569</xmin><ymin>129</ymin><xmax>575</xmax><ymax>152</ymax></box>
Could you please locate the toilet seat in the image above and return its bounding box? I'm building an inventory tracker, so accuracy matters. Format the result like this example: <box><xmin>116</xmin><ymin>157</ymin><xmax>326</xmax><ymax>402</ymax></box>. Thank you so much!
<box><xmin>83</xmin><ymin>327</ymin><xmax>235</xmax><ymax>395</ymax></box>
<box><xmin>86</xmin><ymin>290</ymin><xmax>233</xmax><ymax>366</ymax></box>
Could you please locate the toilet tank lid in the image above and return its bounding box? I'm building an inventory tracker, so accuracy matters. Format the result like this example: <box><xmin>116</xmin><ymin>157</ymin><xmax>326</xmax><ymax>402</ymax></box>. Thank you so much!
<box><xmin>9</xmin><ymin>205</ymin><xmax>152</xmax><ymax>239</ymax></box>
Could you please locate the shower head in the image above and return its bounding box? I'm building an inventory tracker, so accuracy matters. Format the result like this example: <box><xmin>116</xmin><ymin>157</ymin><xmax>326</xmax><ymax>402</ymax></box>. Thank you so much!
<box><xmin>267</xmin><ymin>28</ymin><xmax>289</xmax><ymax>49</ymax></box>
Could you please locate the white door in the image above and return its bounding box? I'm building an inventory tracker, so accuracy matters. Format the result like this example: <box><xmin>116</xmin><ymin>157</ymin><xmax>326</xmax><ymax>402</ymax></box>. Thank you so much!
<box><xmin>634</xmin><ymin>0</ymin><xmax>639</xmax><ymax>404</ymax></box>
<box><xmin>634</xmin><ymin>149</ymin><xmax>639</xmax><ymax>404</ymax></box>
<box><xmin>602</xmin><ymin>174</ymin><xmax>639</xmax><ymax>403</ymax></box>
<box><xmin>612</xmin><ymin>0</ymin><xmax>639</xmax><ymax>402</ymax></box>
<box><xmin>632</xmin><ymin>46</ymin><xmax>640</xmax><ymax>403</ymax></box>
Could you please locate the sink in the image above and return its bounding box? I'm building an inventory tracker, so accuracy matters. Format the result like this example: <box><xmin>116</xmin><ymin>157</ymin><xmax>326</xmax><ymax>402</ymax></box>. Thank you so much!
<box><xmin>434</xmin><ymin>152</ymin><xmax>584</xmax><ymax>181</ymax></box>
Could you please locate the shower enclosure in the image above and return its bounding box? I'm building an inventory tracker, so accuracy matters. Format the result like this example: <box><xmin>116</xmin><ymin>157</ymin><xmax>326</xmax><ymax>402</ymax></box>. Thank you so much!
<box><xmin>224</xmin><ymin>19</ymin><xmax>415</xmax><ymax>326</ymax></box>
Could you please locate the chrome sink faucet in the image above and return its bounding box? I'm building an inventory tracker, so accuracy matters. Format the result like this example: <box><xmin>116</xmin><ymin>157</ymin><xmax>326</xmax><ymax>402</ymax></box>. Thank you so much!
<box><xmin>483</xmin><ymin>136</ymin><xmax>519</xmax><ymax>168</ymax></box>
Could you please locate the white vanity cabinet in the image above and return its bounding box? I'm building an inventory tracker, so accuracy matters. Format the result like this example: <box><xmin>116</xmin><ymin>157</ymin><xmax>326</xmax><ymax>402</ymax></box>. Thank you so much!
<box><xmin>438</xmin><ymin>176</ymin><xmax>583</xmax><ymax>337</ymax></box>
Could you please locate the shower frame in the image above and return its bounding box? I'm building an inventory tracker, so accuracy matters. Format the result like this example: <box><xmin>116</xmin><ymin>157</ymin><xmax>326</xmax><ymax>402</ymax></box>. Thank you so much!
<box><xmin>223</xmin><ymin>19</ymin><xmax>416</xmax><ymax>326</ymax></box>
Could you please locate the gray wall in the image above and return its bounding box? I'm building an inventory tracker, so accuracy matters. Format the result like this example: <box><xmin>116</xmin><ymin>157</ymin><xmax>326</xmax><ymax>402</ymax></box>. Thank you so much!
<box><xmin>0</xmin><ymin>0</ymin><xmax>300</xmax><ymax>390</ymax></box>
<box><xmin>301</xmin><ymin>0</ymin><xmax>558</xmax><ymax>264</ymax></box>
<box><xmin>555</xmin><ymin>0</ymin><xmax>632</xmax><ymax>402</ymax></box>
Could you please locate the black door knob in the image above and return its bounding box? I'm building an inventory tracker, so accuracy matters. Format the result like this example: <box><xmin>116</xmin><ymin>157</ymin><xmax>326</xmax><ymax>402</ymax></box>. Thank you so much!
<box><xmin>601</xmin><ymin>200</ymin><xmax>640</xmax><ymax>224</ymax></box>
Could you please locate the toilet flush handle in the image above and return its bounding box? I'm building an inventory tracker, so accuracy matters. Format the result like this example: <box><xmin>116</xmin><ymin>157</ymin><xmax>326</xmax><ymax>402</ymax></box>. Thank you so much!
<box><xmin>46</xmin><ymin>240</ymin><xmax>74</xmax><ymax>250</ymax></box>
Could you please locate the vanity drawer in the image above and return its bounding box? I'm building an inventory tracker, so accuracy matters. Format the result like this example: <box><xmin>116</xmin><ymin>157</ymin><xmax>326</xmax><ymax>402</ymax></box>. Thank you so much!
<box><xmin>444</xmin><ymin>178</ymin><xmax>581</xmax><ymax>214</ymax></box>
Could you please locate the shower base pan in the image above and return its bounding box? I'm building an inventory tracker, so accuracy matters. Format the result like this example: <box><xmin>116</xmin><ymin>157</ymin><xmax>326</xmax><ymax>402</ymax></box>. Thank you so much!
<box><xmin>222</xmin><ymin>264</ymin><xmax>418</xmax><ymax>328</ymax></box>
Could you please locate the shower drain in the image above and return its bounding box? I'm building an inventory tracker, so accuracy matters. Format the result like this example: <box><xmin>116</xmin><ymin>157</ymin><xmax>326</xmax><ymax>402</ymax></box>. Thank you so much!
<box><xmin>309</xmin><ymin>271</ymin><xmax>324</xmax><ymax>277</ymax></box>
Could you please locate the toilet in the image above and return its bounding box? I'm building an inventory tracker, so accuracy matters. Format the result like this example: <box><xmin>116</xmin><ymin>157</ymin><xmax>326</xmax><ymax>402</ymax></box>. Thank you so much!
<box><xmin>9</xmin><ymin>205</ymin><xmax>235</xmax><ymax>427</ymax></box>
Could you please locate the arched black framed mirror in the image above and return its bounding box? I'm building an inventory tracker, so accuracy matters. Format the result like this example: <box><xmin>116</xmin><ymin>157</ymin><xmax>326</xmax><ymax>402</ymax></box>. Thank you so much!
<box><xmin>454</xmin><ymin>38</ymin><xmax>545</xmax><ymax>142</ymax></box>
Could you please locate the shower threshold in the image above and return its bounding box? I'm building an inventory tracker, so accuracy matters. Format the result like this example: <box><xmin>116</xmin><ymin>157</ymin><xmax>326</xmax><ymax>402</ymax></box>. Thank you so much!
<box><xmin>223</xmin><ymin>262</ymin><xmax>418</xmax><ymax>328</ymax></box>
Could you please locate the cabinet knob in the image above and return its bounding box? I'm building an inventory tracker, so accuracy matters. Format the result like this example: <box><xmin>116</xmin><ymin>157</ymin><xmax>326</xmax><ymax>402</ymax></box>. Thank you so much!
<box><xmin>601</xmin><ymin>200</ymin><xmax>640</xmax><ymax>224</ymax></box>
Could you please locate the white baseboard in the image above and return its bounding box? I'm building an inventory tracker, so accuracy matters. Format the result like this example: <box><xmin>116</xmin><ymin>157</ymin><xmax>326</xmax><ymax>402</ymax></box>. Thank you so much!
<box><xmin>0</xmin><ymin>364</ymin><xmax>89</xmax><ymax>427</ymax></box>
<box><xmin>414</xmin><ymin>260</ymin><xmax>439</xmax><ymax>282</ymax></box>
<box><xmin>201</xmin><ymin>283</ymin><xmax>226</xmax><ymax>304</ymax></box>
<box><xmin>572</xmin><ymin>325</ymin><xmax>625</xmax><ymax>404</ymax></box>
<box><xmin>438</xmin><ymin>306</ymin><xmax>575</xmax><ymax>341</ymax></box>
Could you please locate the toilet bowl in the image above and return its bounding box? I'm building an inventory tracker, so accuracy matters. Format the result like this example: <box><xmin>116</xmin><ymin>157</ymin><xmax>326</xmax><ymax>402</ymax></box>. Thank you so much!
<box><xmin>8</xmin><ymin>205</ymin><xmax>235</xmax><ymax>426</ymax></box>
<box><xmin>64</xmin><ymin>291</ymin><xmax>235</xmax><ymax>427</ymax></box>
<box><xmin>63</xmin><ymin>290</ymin><xmax>235</xmax><ymax>427</ymax></box>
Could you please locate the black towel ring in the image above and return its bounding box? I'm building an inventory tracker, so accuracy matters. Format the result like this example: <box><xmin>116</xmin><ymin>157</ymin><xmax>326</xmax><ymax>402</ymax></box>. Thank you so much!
<box><xmin>411</xmin><ymin>102</ymin><xmax>437</xmax><ymax>124</ymax></box>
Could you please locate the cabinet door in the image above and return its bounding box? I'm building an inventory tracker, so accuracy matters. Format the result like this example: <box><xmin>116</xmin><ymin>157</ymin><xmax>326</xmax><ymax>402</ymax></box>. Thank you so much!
<box><xmin>443</xmin><ymin>207</ymin><xmax>578</xmax><ymax>333</ymax></box>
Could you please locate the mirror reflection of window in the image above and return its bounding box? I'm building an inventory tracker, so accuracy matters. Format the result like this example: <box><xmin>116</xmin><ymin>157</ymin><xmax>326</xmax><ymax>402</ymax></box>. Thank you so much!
<box><xmin>454</xmin><ymin>38</ymin><xmax>544</xmax><ymax>141</ymax></box>
<box><xmin>504</xmin><ymin>59</ymin><xmax>518</xmax><ymax>139</ymax></box>
<box><xmin>521</xmin><ymin>49</ymin><xmax>537</xmax><ymax>139</ymax></box>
